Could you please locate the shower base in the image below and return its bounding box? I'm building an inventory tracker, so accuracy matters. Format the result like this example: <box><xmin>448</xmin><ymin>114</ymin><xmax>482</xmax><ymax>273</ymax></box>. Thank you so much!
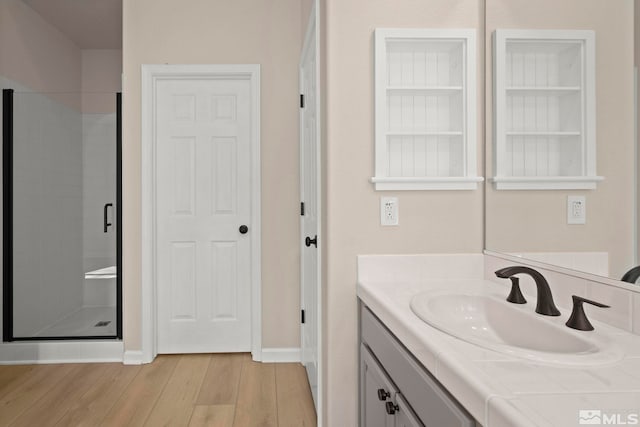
<box><xmin>33</xmin><ymin>306</ymin><xmax>116</xmax><ymax>338</ymax></box>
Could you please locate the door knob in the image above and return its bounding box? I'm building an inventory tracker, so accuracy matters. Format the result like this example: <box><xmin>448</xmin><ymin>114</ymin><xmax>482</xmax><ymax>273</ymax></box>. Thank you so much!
<box><xmin>305</xmin><ymin>235</ymin><xmax>317</xmax><ymax>247</ymax></box>
<box><xmin>239</xmin><ymin>225</ymin><xmax>249</xmax><ymax>234</ymax></box>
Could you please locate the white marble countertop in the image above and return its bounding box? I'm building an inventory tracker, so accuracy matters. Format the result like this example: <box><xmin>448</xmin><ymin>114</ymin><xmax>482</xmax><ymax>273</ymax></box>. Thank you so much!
<box><xmin>357</xmin><ymin>278</ymin><xmax>640</xmax><ymax>427</ymax></box>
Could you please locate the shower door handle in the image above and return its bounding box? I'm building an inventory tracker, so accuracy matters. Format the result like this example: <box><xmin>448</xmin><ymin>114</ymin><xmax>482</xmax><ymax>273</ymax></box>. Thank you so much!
<box><xmin>104</xmin><ymin>203</ymin><xmax>113</xmax><ymax>233</ymax></box>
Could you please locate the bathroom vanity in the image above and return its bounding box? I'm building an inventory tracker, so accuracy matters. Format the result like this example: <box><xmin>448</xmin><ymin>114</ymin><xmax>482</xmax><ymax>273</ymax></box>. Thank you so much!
<box><xmin>360</xmin><ymin>304</ymin><xmax>474</xmax><ymax>426</ymax></box>
<box><xmin>357</xmin><ymin>254</ymin><xmax>640</xmax><ymax>427</ymax></box>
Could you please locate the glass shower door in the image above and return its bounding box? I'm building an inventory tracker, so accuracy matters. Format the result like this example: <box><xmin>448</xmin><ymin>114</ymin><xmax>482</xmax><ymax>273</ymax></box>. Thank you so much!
<box><xmin>2</xmin><ymin>89</ymin><xmax>121</xmax><ymax>340</ymax></box>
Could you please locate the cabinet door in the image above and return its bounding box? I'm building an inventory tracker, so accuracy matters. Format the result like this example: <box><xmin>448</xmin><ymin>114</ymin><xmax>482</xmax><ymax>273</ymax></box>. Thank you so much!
<box><xmin>361</xmin><ymin>344</ymin><xmax>396</xmax><ymax>427</ymax></box>
<box><xmin>395</xmin><ymin>394</ymin><xmax>424</xmax><ymax>427</ymax></box>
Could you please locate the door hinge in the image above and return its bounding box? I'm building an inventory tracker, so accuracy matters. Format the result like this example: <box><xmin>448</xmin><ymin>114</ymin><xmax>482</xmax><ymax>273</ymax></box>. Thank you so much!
<box><xmin>300</xmin><ymin>94</ymin><xmax>305</xmax><ymax>108</ymax></box>
<box><xmin>301</xmin><ymin>309</ymin><xmax>306</xmax><ymax>324</ymax></box>
<box><xmin>300</xmin><ymin>202</ymin><xmax>305</xmax><ymax>216</ymax></box>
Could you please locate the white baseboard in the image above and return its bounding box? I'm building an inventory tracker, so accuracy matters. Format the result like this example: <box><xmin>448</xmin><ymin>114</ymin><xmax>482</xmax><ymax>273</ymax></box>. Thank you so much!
<box><xmin>123</xmin><ymin>350</ymin><xmax>145</xmax><ymax>365</ymax></box>
<box><xmin>261</xmin><ymin>347</ymin><xmax>301</xmax><ymax>363</ymax></box>
<box><xmin>0</xmin><ymin>341</ymin><xmax>123</xmax><ymax>364</ymax></box>
<box><xmin>0</xmin><ymin>343</ymin><xmax>301</xmax><ymax>365</ymax></box>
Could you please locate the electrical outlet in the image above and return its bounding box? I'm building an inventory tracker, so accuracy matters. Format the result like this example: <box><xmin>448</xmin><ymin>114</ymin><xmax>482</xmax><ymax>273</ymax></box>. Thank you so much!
<box><xmin>567</xmin><ymin>195</ymin><xmax>586</xmax><ymax>224</ymax></box>
<box><xmin>381</xmin><ymin>197</ymin><xmax>399</xmax><ymax>226</ymax></box>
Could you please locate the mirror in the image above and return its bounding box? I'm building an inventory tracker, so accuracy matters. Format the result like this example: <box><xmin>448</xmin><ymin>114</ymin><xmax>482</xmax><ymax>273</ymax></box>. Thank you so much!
<box><xmin>484</xmin><ymin>0</ymin><xmax>637</xmax><ymax>282</ymax></box>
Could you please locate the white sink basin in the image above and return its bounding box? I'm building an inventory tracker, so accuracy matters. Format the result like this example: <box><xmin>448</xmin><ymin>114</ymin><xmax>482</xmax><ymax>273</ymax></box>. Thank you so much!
<box><xmin>410</xmin><ymin>289</ymin><xmax>623</xmax><ymax>366</ymax></box>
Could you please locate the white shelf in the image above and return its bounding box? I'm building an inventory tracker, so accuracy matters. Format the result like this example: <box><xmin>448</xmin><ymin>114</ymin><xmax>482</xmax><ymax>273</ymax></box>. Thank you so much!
<box><xmin>506</xmin><ymin>86</ymin><xmax>581</xmax><ymax>95</ymax></box>
<box><xmin>505</xmin><ymin>131</ymin><xmax>581</xmax><ymax>137</ymax></box>
<box><xmin>374</xmin><ymin>28</ymin><xmax>478</xmax><ymax>191</ymax></box>
<box><xmin>371</xmin><ymin>176</ymin><xmax>485</xmax><ymax>191</ymax></box>
<box><xmin>491</xmin><ymin>176</ymin><xmax>604</xmax><ymax>190</ymax></box>
<box><xmin>386</xmin><ymin>86</ymin><xmax>463</xmax><ymax>94</ymax></box>
<box><xmin>386</xmin><ymin>131</ymin><xmax>463</xmax><ymax>136</ymax></box>
<box><xmin>493</xmin><ymin>29</ymin><xmax>597</xmax><ymax>190</ymax></box>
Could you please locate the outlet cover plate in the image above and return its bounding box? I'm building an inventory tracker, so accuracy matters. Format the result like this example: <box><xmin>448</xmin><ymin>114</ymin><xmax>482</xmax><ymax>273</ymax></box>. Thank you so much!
<box><xmin>381</xmin><ymin>197</ymin><xmax>399</xmax><ymax>226</ymax></box>
<box><xmin>567</xmin><ymin>195</ymin><xmax>586</xmax><ymax>224</ymax></box>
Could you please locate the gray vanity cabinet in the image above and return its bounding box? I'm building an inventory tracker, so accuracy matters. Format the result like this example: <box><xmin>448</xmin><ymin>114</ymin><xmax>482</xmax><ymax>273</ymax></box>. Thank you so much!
<box><xmin>360</xmin><ymin>344</ymin><xmax>398</xmax><ymax>427</ymax></box>
<box><xmin>361</xmin><ymin>344</ymin><xmax>424</xmax><ymax>427</ymax></box>
<box><xmin>394</xmin><ymin>395</ymin><xmax>424</xmax><ymax>427</ymax></box>
<box><xmin>360</xmin><ymin>303</ymin><xmax>475</xmax><ymax>427</ymax></box>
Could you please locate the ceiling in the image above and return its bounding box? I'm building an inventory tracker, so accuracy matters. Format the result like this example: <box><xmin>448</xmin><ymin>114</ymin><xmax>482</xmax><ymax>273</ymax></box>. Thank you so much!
<box><xmin>23</xmin><ymin>0</ymin><xmax>122</xmax><ymax>49</ymax></box>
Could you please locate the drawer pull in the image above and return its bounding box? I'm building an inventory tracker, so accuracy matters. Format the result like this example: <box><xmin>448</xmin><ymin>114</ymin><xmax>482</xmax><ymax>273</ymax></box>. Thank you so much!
<box><xmin>385</xmin><ymin>402</ymin><xmax>399</xmax><ymax>415</ymax></box>
<box><xmin>377</xmin><ymin>388</ymin><xmax>391</xmax><ymax>401</ymax></box>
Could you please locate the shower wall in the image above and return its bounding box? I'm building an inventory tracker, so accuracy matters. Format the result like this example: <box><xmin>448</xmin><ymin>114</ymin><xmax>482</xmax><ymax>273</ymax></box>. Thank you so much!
<box><xmin>3</xmin><ymin>77</ymin><xmax>119</xmax><ymax>337</ymax></box>
<box><xmin>82</xmin><ymin>113</ymin><xmax>117</xmax><ymax>273</ymax></box>
<box><xmin>81</xmin><ymin>49</ymin><xmax>121</xmax><ymax>277</ymax></box>
<box><xmin>9</xmin><ymin>79</ymin><xmax>85</xmax><ymax>337</ymax></box>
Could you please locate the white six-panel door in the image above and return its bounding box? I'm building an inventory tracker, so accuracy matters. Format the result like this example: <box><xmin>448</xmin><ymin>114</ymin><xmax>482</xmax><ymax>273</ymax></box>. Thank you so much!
<box><xmin>300</xmin><ymin>5</ymin><xmax>320</xmax><ymax>410</ymax></box>
<box><xmin>155</xmin><ymin>78</ymin><xmax>252</xmax><ymax>353</ymax></box>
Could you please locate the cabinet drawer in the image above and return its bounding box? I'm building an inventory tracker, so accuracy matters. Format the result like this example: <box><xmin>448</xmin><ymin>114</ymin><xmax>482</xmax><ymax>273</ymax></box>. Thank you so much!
<box><xmin>361</xmin><ymin>344</ymin><xmax>397</xmax><ymax>427</ymax></box>
<box><xmin>361</xmin><ymin>306</ymin><xmax>474</xmax><ymax>427</ymax></box>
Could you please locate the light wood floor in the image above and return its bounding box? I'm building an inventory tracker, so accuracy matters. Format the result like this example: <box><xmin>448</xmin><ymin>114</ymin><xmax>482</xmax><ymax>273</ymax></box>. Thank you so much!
<box><xmin>0</xmin><ymin>353</ymin><xmax>316</xmax><ymax>427</ymax></box>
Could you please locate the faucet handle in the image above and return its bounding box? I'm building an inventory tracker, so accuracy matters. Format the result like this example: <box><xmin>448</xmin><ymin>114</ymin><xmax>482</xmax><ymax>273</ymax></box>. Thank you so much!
<box><xmin>506</xmin><ymin>277</ymin><xmax>527</xmax><ymax>304</ymax></box>
<box><xmin>565</xmin><ymin>295</ymin><xmax>610</xmax><ymax>331</ymax></box>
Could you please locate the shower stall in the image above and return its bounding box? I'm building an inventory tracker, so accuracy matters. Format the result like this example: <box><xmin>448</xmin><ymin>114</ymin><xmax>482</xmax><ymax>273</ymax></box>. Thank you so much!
<box><xmin>2</xmin><ymin>89</ymin><xmax>122</xmax><ymax>340</ymax></box>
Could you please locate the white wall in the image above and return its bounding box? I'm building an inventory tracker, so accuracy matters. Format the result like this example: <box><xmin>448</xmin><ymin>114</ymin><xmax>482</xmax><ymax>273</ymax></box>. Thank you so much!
<box><xmin>81</xmin><ymin>49</ymin><xmax>122</xmax><ymax>113</ymax></box>
<box><xmin>0</xmin><ymin>0</ymin><xmax>81</xmax><ymax>100</ymax></box>
<box><xmin>321</xmin><ymin>0</ymin><xmax>484</xmax><ymax>423</ymax></box>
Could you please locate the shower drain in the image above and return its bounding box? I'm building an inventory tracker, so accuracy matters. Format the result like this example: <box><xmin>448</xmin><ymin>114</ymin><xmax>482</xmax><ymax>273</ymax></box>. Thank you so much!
<box><xmin>94</xmin><ymin>321</ymin><xmax>111</xmax><ymax>327</ymax></box>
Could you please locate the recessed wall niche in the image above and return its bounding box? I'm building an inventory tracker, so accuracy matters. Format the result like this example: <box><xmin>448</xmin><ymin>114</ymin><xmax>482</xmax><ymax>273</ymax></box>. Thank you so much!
<box><xmin>492</xmin><ymin>29</ymin><xmax>601</xmax><ymax>190</ymax></box>
<box><xmin>372</xmin><ymin>28</ymin><xmax>482</xmax><ymax>190</ymax></box>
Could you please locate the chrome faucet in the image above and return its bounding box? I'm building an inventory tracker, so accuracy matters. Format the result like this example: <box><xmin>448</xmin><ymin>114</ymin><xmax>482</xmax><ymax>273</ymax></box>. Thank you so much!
<box><xmin>495</xmin><ymin>266</ymin><xmax>561</xmax><ymax>316</ymax></box>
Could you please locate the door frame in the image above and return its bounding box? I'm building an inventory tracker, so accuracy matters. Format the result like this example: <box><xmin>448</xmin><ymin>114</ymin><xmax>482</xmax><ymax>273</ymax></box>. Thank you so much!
<box><xmin>299</xmin><ymin>1</ymin><xmax>322</xmax><ymax>424</ymax></box>
<box><xmin>140</xmin><ymin>64</ymin><xmax>261</xmax><ymax>363</ymax></box>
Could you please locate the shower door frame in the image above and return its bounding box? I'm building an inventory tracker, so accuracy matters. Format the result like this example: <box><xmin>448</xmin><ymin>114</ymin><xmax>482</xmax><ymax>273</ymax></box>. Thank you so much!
<box><xmin>2</xmin><ymin>89</ymin><xmax>123</xmax><ymax>342</ymax></box>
